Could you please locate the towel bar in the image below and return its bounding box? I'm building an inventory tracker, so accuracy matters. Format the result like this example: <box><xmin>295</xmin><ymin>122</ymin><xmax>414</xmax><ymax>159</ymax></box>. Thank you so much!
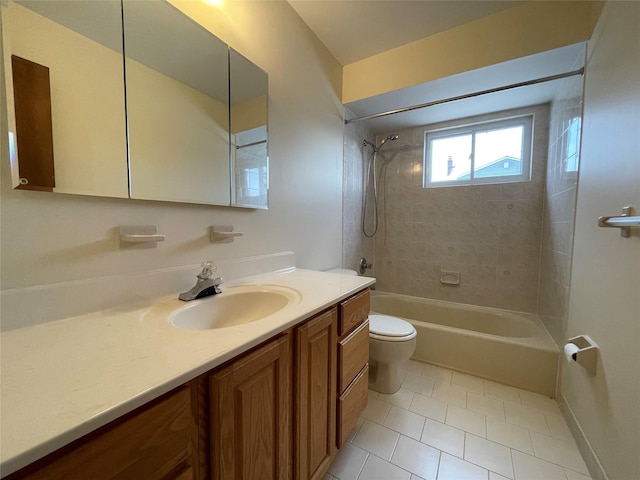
<box><xmin>598</xmin><ymin>206</ymin><xmax>640</xmax><ymax>238</ymax></box>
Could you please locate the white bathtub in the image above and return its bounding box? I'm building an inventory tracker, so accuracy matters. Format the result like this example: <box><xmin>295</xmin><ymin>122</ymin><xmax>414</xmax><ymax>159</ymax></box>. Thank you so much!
<box><xmin>370</xmin><ymin>291</ymin><xmax>559</xmax><ymax>397</ymax></box>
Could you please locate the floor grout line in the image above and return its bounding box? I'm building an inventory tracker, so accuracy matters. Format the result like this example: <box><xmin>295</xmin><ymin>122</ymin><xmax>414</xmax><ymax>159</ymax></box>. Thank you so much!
<box><xmin>332</xmin><ymin>361</ymin><xmax>592</xmax><ymax>480</ymax></box>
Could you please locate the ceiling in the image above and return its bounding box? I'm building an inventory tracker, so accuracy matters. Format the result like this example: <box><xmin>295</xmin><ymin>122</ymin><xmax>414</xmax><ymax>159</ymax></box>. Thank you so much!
<box><xmin>287</xmin><ymin>0</ymin><xmax>524</xmax><ymax>66</ymax></box>
<box><xmin>287</xmin><ymin>0</ymin><xmax>586</xmax><ymax>134</ymax></box>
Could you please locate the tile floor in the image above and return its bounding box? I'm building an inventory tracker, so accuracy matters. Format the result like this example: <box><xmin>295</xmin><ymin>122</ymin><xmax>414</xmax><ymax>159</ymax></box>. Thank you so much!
<box><xmin>325</xmin><ymin>360</ymin><xmax>591</xmax><ymax>480</ymax></box>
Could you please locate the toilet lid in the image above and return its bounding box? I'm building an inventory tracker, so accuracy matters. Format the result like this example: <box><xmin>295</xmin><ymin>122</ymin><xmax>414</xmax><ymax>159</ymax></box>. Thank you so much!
<box><xmin>369</xmin><ymin>314</ymin><xmax>416</xmax><ymax>338</ymax></box>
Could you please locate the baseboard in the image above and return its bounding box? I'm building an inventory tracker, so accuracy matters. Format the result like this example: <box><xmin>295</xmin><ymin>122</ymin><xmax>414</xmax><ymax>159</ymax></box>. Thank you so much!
<box><xmin>558</xmin><ymin>392</ymin><xmax>609</xmax><ymax>480</ymax></box>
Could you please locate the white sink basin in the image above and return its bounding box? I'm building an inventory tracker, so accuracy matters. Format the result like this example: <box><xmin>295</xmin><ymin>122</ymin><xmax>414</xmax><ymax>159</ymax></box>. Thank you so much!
<box><xmin>155</xmin><ymin>285</ymin><xmax>301</xmax><ymax>330</ymax></box>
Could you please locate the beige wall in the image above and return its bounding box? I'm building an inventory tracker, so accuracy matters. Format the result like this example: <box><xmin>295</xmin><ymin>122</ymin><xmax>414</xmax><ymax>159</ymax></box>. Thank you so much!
<box><xmin>126</xmin><ymin>59</ymin><xmax>230</xmax><ymax>205</ymax></box>
<box><xmin>561</xmin><ymin>2</ymin><xmax>640</xmax><ymax>479</ymax></box>
<box><xmin>0</xmin><ymin>1</ymin><xmax>345</xmax><ymax>297</ymax></box>
<box><xmin>343</xmin><ymin>1</ymin><xmax>602</xmax><ymax>104</ymax></box>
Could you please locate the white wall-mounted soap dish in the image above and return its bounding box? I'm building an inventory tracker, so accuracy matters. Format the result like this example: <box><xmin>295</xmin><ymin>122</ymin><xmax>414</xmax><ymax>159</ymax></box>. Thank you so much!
<box><xmin>118</xmin><ymin>226</ymin><xmax>165</xmax><ymax>249</ymax></box>
<box><xmin>210</xmin><ymin>225</ymin><xmax>244</xmax><ymax>243</ymax></box>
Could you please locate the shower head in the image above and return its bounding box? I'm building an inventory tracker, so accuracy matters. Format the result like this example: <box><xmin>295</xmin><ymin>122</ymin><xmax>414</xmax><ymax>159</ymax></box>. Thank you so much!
<box><xmin>363</xmin><ymin>134</ymin><xmax>399</xmax><ymax>153</ymax></box>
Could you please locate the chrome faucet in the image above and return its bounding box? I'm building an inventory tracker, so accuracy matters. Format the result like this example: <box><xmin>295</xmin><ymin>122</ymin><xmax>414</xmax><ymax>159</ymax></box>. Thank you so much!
<box><xmin>179</xmin><ymin>261</ymin><xmax>223</xmax><ymax>301</ymax></box>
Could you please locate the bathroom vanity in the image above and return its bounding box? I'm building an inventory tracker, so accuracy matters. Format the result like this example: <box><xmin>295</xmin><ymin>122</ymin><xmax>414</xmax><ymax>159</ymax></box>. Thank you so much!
<box><xmin>0</xmin><ymin>269</ymin><xmax>373</xmax><ymax>479</ymax></box>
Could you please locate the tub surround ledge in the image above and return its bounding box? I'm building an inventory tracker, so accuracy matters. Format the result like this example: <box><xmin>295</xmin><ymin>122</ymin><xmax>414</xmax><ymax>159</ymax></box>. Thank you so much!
<box><xmin>0</xmin><ymin>267</ymin><xmax>374</xmax><ymax>477</ymax></box>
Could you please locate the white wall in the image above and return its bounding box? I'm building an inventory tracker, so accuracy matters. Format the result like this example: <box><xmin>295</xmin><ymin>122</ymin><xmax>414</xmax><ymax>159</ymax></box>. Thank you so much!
<box><xmin>0</xmin><ymin>2</ymin><xmax>344</xmax><ymax>299</ymax></box>
<box><xmin>561</xmin><ymin>2</ymin><xmax>640</xmax><ymax>479</ymax></box>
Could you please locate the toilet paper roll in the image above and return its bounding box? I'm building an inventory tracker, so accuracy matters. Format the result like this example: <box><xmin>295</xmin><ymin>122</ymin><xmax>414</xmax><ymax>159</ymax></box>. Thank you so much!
<box><xmin>564</xmin><ymin>343</ymin><xmax>579</xmax><ymax>363</ymax></box>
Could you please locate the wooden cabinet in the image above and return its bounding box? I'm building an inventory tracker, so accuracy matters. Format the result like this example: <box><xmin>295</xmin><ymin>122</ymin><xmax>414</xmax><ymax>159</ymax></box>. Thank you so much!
<box><xmin>338</xmin><ymin>320</ymin><xmax>369</xmax><ymax>393</ymax></box>
<box><xmin>6</xmin><ymin>288</ymin><xmax>371</xmax><ymax>480</ymax></box>
<box><xmin>295</xmin><ymin>308</ymin><xmax>337</xmax><ymax>480</ymax></box>
<box><xmin>337</xmin><ymin>364</ymin><xmax>369</xmax><ymax>447</ymax></box>
<box><xmin>338</xmin><ymin>289</ymin><xmax>370</xmax><ymax>336</ymax></box>
<box><xmin>209</xmin><ymin>334</ymin><xmax>292</xmax><ymax>480</ymax></box>
<box><xmin>336</xmin><ymin>290</ymin><xmax>370</xmax><ymax>449</ymax></box>
<box><xmin>6</xmin><ymin>384</ymin><xmax>200</xmax><ymax>480</ymax></box>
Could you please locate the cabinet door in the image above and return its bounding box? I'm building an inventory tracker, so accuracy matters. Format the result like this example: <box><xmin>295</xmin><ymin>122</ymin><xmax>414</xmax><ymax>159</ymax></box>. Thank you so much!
<box><xmin>295</xmin><ymin>308</ymin><xmax>337</xmax><ymax>480</ymax></box>
<box><xmin>6</xmin><ymin>385</ymin><xmax>200</xmax><ymax>480</ymax></box>
<box><xmin>209</xmin><ymin>334</ymin><xmax>292</xmax><ymax>480</ymax></box>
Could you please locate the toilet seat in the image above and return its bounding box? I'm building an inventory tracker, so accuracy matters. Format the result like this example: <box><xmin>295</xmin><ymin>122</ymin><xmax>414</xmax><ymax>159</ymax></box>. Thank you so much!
<box><xmin>369</xmin><ymin>314</ymin><xmax>417</xmax><ymax>342</ymax></box>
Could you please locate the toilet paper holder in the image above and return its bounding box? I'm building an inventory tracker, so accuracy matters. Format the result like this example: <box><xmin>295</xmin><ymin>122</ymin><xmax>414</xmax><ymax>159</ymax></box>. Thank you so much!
<box><xmin>565</xmin><ymin>335</ymin><xmax>598</xmax><ymax>374</ymax></box>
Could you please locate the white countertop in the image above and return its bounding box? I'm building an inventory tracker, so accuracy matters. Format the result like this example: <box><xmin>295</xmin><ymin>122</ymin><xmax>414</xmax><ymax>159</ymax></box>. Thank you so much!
<box><xmin>0</xmin><ymin>268</ymin><xmax>374</xmax><ymax>476</ymax></box>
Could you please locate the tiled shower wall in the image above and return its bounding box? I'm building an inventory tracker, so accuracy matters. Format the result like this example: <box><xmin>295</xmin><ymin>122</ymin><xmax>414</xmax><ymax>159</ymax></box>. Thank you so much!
<box><xmin>538</xmin><ymin>69</ymin><xmax>584</xmax><ymax>345</ymax></box>
<box><xmin>343</xmin><ymin>109</ymin><xmax>375</xmax><ymax>273</ymax></box>
<box><xmin>373</xmin><ymin>105</ymin><xmax>550</xmax><ymax>312</ymax></box>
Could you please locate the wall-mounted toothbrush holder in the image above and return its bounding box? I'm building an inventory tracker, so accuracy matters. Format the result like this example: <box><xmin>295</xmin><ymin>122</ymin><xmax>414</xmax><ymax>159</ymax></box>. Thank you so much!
<box><xmin>564</xmin><ymin>335</ymin><xmax>598</xmax><ymax>374</ymax></box>
<box><xmin>118</xmin><ymin>226</ymin><xmax>165</xmax><ymax>249</ymax></box>
<box><xmin>210</xmin><ymin>225</ymin><xmax>244</xmax><ymax>243</ymax></box>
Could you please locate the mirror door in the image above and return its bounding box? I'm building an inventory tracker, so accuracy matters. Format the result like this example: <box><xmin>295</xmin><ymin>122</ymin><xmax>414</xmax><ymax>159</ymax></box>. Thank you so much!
<box><xmin>2</xmin><ymin>0</ymin><xmax>128</xmax><ymax>197</ymax></box>
<box><xmin>122</xmin><ymin>0</ymin><xmax>231</xmax><ymax>205</ymax></box>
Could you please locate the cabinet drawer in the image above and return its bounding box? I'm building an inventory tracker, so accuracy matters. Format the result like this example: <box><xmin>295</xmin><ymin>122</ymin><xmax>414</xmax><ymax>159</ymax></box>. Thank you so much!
<box><xmin>338</xmin><ymin>320</ymin><xmax>369</xmax><ymax>393</ymax></box>
<box><xmin>337</xmin><ymin>364</ymin><xmax>369</xmax><ymax>448</ymax></box>
<box><xmin>339</xmin><ymin>289</ymin><xmax>370</xmax><ymax>336</ymax></box>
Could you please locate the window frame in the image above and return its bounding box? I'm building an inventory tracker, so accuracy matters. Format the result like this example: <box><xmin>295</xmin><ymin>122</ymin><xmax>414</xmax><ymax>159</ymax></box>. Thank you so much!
<box><xmin>423</xmin><ymin>114</ymin><xmax>534</xmax><ymax>188</ymax></box>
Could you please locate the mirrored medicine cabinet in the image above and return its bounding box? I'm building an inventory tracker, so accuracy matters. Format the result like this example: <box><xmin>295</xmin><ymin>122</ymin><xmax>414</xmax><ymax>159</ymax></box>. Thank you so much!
<box><xmin>1</xmin><ymin>0</ymin><xmax>269</xmax><ymax>209</ymax></box>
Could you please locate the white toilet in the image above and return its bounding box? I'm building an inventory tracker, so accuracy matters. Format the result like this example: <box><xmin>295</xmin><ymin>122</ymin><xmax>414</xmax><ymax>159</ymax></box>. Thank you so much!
<box><xmin>368</xmin><ymin>314</ymin><xmax>417</xmax><ymax>394</ymax></box>
<box><xmin>325</xmin><ymin>268</ymin><xmax>417</xmax><ymax>394</ymax></box>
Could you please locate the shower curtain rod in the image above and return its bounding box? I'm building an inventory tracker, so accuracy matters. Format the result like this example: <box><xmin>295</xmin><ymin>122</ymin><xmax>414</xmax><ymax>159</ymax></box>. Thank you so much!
<box><xmin>344</xmin><ymin>68</ymin><xmax>585</xmax><ymax>124</ymax></box>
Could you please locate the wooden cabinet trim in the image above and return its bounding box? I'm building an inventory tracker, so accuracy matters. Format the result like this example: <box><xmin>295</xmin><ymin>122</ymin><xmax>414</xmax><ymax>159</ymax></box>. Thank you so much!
<box><xmin>338</xmin><ymin>320</ymin><xmax>369</xmax><ymax>394</ymax></box>
<box><xmin>209</xmin><ymin>333</ymin><xmax>292</xmax><ymax>480</ymax></box>
<box><xmin>295</xmin><ymin>308</ymin><xmax>337</xmax><ymax>480</ymax></box>
<box><xmin>339</xmin><ymin>289</ymin><xmax>370</xmax><ymax>337</ymax></box>
<box><xmin>337</xmin><ymin>364</ymin><xmax>369</xmax><ymax>448</ymax></box>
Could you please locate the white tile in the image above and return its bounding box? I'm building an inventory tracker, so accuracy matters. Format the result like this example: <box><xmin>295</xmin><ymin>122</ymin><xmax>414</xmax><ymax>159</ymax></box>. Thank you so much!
<box><xmin>530</xmin><ymin>431</ymin><xmax>589</xmax><ymax>474</ymax></box>
<box><xmin>352</xmin><ymin>420</ymin><xmax>401</xmax><ymax>461</ymax></box>
<box><xmin>452</xmin><ymin>371</ymin><xmax>485</xmax><ymax>394</ymax></box>
<box><xmin>437</xmin><ymin>452</ymin><xmax>488</xmax><ymax>480</ymax></box>
<box><xmin>421</xmin><ymin>419</ymin><xmax>465</xmax><ymax>458</ymax></box>
<box><xmin>402</xmin><ymin>373</ymin><xmax>436</xmax><ymax>396</ymax></box>
<box><xmin>328</xmin><ymin>442</ymin><xmax>368</xmax><ymax>480</ymax></box>
<box><xmin>391</xmin><ymin>435</ymin><xmax>440</xmax><ymax>480</ymax></box>
<box><xmin>432</xmin><ymin>382</ymin><xmax>467</xmax><ymax>408</ymax></box>
<box><xmin>486</xmin><ymin>418</ymin><xmax>534</xmax><ymax>454</ymax></box>
<box><xmin>467</xmin><ymin>393</ymin><xmax>505</xmax><ymax>421</ymax></box>
<box><xmin>323</xmin><ymin>474</ymin><xmax>337</xmax><ymax>480</ymax></box>
<box><xmin>445</xmin><ymin>405</ymin><xmax>487</xmax><ymax>437</ymax></box>
<box><xmin>489</xmin><ymin>473</ymin><xmax>511</xmax><ymax>480</ymax></box>
<box><xmin>421</xmin><ymin>364</ymin><xmax>453</xmax><ymax>384</ymax></box>
<box><xmin>518</xmin><ymin>390</ymin><xmax>561</xmax><ymax>415</ymax></box>
<box><xmin>410</xmin><ymin>394</ymin><xmax>448</xmax><ymax>423</ymax></box>
<box><xmin>358</xmin><ymin>454</ymin><xmax>412</xmax><ymax>480</ymax></box>
<box><xmin>362</xmin><ymin>397</ymin><xmax>392</xmax><ymax>424</ymax></box>
<box><xmin>384</xmin><ymin>406</ymin><xmax>426</xmax><ymax>440</ymax></box>
<box><xmin>503</xmin><ymin>401</ymin><xmax>550</xmax><ymax>435</ymax></box>
<box><xmin>379</xmin><ymin>388</ymin><xmax>415</xmax><ymax>410</ymax></box>
<box><xmin>512</xmin><ymin>450</ymin><xmax>568</xmax><ymax>480</ymax></box>
<box><xmin>411</xmin><ymin>476</ymin><xmax>426</xmax><ymax>480</ymax></box>
<box><xmin>464</xmin><ymin>434</ymin><xmax>514</xmax><ymax>479</ymax></box>
<box><xmin>564</xmin><ymin>468</ymin><xmax>592</xmax><ymax>480</ymax></box>
<box><xmin>369</xmin><ymin>389</ymin><xmax>380</xmax><ymax>401</ymax></box>
<box><xmin>545</xmin><ymin>413</ymin><xmax>574</xmax><ymax>441</ymax></box>
<box><xmin>400</xmin><ymin>359</ymin><xmax>426</xmax><ymax>376</ymax></box>
<box><xmin>484</xmin><ymin>381</ymin><xmax>522</xmax><ymax>404</ymax></box>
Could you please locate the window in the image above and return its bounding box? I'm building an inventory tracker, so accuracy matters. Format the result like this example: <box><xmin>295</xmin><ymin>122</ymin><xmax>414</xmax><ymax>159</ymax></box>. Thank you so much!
<box><xmin>564</xmin><ymin>116</ymin><xmax>581</xmax><ymax>173</ymax></box>
<box><xmin>424</xmin><ymin>115</ymin><xmax>533</xmax><ymax>187</ymax></box>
